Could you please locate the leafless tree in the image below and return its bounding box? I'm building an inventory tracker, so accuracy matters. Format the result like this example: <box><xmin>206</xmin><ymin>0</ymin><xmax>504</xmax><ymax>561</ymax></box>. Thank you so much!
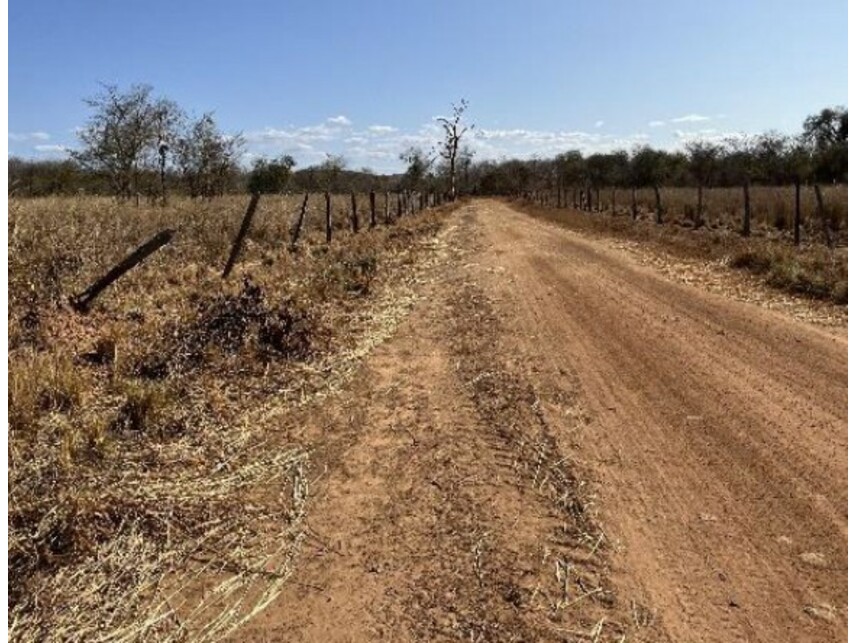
<box><xmin>72</xmin><ymin>83</ymin><xmax>180</xmax><ymax>199</ymax></box>
<box><xmin>436</xmin><ymin>99</ymin><xmax>471</xmax><ymax>201</ymax></box>
<box><xmin>174</xmin><ymin>113</ymin><xmax>244</xmax><ymax>198</ymax></box>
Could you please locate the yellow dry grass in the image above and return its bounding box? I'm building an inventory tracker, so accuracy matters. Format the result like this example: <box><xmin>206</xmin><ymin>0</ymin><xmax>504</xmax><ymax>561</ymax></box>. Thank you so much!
<box><xmin>8</xmin><ymin>194</ymin><xmax>454</xmax><ymax>641</ymax></box>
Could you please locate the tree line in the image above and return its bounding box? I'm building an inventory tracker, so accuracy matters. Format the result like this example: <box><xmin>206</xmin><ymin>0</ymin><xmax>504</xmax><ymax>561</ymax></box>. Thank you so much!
<box><xmin>464</xmin><ymin>107</ymin><xmax>846</xmax><ymax>200</ymax></box>
<box><xmin>7</xmin><ymin>83</ymin><xmax>845</xmax><ymax>203</ymax></box>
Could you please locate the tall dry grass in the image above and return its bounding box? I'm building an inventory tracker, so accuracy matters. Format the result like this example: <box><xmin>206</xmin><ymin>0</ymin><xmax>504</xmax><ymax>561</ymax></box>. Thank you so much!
<box><xmin>8</xmin><ymin>194</ymin><xmax>450</xmax><ymax>641</ymax></box>
<box><xmin>587</xmin><ymin>185</ymin><xmax>847</xmax><ymax>244</ymax></box>
<box><xmin>517</xmin><ymin>190</ymin><xmax>848</xmax><ymax>305</ymax></box>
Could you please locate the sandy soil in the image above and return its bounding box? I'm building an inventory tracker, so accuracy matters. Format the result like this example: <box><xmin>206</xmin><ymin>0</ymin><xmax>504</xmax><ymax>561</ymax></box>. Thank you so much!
<box><xmin>236</xmin><ymin>199</ymin><xmax>847</xmax><ymax>642</ymax></box>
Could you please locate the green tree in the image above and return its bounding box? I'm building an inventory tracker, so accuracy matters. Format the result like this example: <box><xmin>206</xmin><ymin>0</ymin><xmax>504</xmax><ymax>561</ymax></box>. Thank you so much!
<box><xmin>399</xmin><ymin>146</ymin><xmax>433</xmax><ymax>191</ymax></box>
<box><xmin>802</xmin><ymin>107</ymin><xmax>847</xmax><ymax>183</ymax></box>
<box><xmin>246</xmin><ymin>154</ymin><xmax>296</xmax><ymax>194</ymax></box>
<box><xmin>686</xmin><ymin>141</ymin><xmax>722</xmax><ymax>226</ymax></box>
<box><xmin>629</xmin><ymin>146</ymin><xmax>671</xmax><ymax>223</ymax></box>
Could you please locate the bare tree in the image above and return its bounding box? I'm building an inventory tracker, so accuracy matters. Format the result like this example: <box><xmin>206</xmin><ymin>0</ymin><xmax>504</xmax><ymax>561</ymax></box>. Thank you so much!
<box><xmin>174</xmin><ymin>113</ymin><xmax>244</xmax><ymax>198</ymax></box>
<box><xmin>436</xmin><ymin>99</ymin><xmax>471</xmax><ymax>201</ymax></box>
<box><xmin>72</xmin><ymin>83</ymin><xmax>180</xmax><ymax>199</ymax></box>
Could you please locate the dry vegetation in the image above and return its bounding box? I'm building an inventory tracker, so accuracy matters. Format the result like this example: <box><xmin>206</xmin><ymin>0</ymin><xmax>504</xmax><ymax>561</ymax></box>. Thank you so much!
<box><xmin>8</xmin><ymin>194</ymin><xmax>453</xmax><ymax>641</ymax></box>
<box><xmin>517</xmin><ymin>186</ymin><xmax>848</xmax><ymax>305</ymax></box>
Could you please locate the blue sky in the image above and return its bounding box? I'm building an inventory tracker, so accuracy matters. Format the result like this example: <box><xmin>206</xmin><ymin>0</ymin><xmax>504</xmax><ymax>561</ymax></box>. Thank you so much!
<box><xmin>9</xmin><ymin>0</ymin><xmax>847</xmax><ymax>171</ymax></box>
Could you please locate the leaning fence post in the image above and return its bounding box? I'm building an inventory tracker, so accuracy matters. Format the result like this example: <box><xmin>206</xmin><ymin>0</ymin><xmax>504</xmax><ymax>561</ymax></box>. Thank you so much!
<box><xmin>71</xmin><ymin>228</ymin><xmax>175</xmax><ymax>312</ymax></box>
<box><xmin>289</xmin><ymin>193</ymin><xmax>310</xmax><ymax>251</ymax></box>
<box><xmin>384</xmin><ymin>191</ymin><xmax>390</xmax><ymax>223</ymax></box>
<box><xmin>369</xmin><ymin>191</ymin><xmax>377</xmax><ymax>227</ymax></box>
<box><xmin>222</xmin><ymin>193</ymin><xmax>261</xmax><ymax>279</ymax></box>
<box><xmin>350</xmin><ymin>191</ymin><xmax>360</xmax><ymax>233</ymax></box>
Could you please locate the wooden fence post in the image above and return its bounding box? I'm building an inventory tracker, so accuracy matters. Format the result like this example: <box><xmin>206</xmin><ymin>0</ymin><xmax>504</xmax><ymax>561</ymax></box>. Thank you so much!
<box><xmin>325</xmin><ymin>192</ymin><xmax>333</xmax><ymax>243</ymax></box>
<box><xmin>741</xmin><ymin>181</ymin><xmax>751</xmax><ymax>237</ymax></box>
<box><xmin>611</xmin><ymin>188</ymin><xmax>617</xmax><ymax>216</ymax></box>
<box><xmin>369</xmin><ymin>191</ymin><xmax>377</xmax><ymax>228</ymax></box>
<box><xmin>793</xmin><ymin>181</ymin><xmax>801</xmax><ymax>246</ymax></box>
<box><xmin>397</xmin><ymin>192</ymin><xmax>403</xmax><ymax>218</ymax></box>
<box><xmin>222</xmin><ymin>193</ymin><xmax>261</xmax><ymax>279</ymax></box>
<box><xmin>695</xmin><ymin>184</ymin><xmax>704</xmax><ymax>228</ymax></box>
<box><xmin>631</xmin><ymin>187</ymin><xmax>638</xmax><ymax>220</ymax></box>
<box><xmin>654</xmin><ymin>186</ymin><xmax>663</xmax><ymax>224</ymax></box>
<box><xmin>71</xmin><ymin>228</ymin><xmax>176</xmax><ymax>312</ymax></box>
<box><xmin>289</xmin><ymin>193</ymin><xmax>310</xmax><ymax>250</ymax></box>
<box><xmin>350</xmin><ymin>191</ymin><xmax>359</xmax><ymax>233</ymax></box>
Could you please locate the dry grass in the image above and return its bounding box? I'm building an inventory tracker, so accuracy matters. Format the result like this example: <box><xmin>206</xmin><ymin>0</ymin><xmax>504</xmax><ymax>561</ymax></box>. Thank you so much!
<box><xmin>516</xmin><ymin>193</ymin><xmax>848</xmax><ymax>306</ymax></box>
<box><xmin>592</xmin><ymin>185</ymin><xmax>847</xmax><ymax>243</ymax></box>
<box><xmin>8</xmin><ymin>194</ymin><xmax>453</xmax><ymax>641</ymax></box>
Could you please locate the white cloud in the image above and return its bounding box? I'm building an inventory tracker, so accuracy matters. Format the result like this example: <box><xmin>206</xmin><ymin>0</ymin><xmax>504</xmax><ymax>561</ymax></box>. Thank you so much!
<box><xmin>672</xmin><ymin>128</ymin><xmax>744</xmax><ymax>146</ymax></box>
<box><xmin>33</xmin><ymin>144</ymin><xmax>67</xmax><ymax>154</ymax></box>
<box><xmin>648</xmin><ymin>120</ymin><xmax>666</xmax><ymax>128</ymax></box>
<box><xmin>671</xmin><ymin>114</ymin><xmax>710</xmax><ymax>123</ymax></box>
<box><xmin>327</xmin><ymin>115</ymin><xmax>352</xmax><ymax>126</ymax></box>
<box><xmin>9</xmin><ymin>131</ymin><xmax>50</xmax><ymax>141</ymax></box>
<box><xmin>594</xmin><ymin>120</ymin><xmax>604</xmax><ymax>128</ymax></box>
<box><xmin>239</xmin><ymin>115</ymin><xmax>720</xmax><ymax>172</ymax></box>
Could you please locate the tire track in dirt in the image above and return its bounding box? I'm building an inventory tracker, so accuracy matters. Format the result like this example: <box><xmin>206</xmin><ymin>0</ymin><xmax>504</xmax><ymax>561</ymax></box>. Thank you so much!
<box><xmin>466</xmin><ymin>199</ymin><xmax>847</xmax><ymax>642</ymax></box>
<box><xmin>233</xmin><ymin>198</ymin><xmax>845</xmax><ymax>642</ymax></box>
<box><xmin>236</xmin><ymin>208</ymin><xmax>661</xmax><ymax>641</ymax></box>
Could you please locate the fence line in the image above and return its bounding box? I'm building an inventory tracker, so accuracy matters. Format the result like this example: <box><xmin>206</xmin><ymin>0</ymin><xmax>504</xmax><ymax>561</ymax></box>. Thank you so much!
<box><xmin>519</xmin><ymin>183</ymin><xmax>844</xmax><ymax>247</ymax></box>
<box><xmin>69</xmin><ymin>189</ymin><xmax>450</xmax><ymax>312</ymax></box>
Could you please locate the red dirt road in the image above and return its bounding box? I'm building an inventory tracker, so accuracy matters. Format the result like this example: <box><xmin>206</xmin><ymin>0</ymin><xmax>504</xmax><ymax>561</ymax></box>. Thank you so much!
<box><xmin>471</xmin><ymin>200</ymin><xmax>848</xmax><ymax>641</ymax></box>
<box><xmin>239</xmin><ymin>199</ymin><xmax>847</xmax><ymax>642</ymax></box>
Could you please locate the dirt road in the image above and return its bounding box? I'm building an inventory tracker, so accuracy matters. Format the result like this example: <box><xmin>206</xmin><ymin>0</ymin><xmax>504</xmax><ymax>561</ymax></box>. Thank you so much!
<box><xmin>239</xmin><ymin>199</ymin><xmax>847</xmax><ymax>642</ymax></box>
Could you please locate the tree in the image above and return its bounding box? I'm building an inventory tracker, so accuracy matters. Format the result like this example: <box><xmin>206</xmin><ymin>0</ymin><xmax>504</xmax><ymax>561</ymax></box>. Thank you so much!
<box><xmin>247</xmin><ymin>154</ymin><xmax>296</xmax><ymax>194</ymax></box>
<box><xmin>802</xmin><ymin>107</ymin><xmax>847</xmax><ymax>183</ymax></box>
<box><xmin>585</xmin><ymin>153</ymin><xmax>616</xmax><ymax>211</ymax></box>
<box><xmin>752</xmin><ymin>132</ymin><xmax>789</xmax><ymax>184</ymax></box>
<box><xmin>555</xmin><ymin>151</ymin><xmax>585</xmax><ymax>206</ymax></box>
<box><xmin>436</xmin><ymin>99</ymin><xmax>471</xmax><ymax>200</ymax></box>
<box><xmin>174</xmin><ymin>113</ymin><xmax>244</xmax><ymax>198</ymax></box>
<box><xmin>319</xmin><ymin>154</ymin><xmax>347</xmax><ymax>192</ymax></box>
<box><xmin>686</xmin><ymin>141</ymin><xmax>722</xmax><ymax>227</ymax></box>
<box><xmin>72</xmin><ymin>83</ymin><xmax>181</xmax><ymax>199</ymax></box>
<box><xmin>458</xmin><ymin>145</ymin><xmax>476</xmax><ymax>195</ymax></box>
<box><xmin>399</xmin><ymin>146</ymin><xmax>433</xmax><ymax>191</ymax></box>
<box><xmin>629</xmin><ymin>146</ymin><xmax>671</xmax><ymax>223</ymax></box>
